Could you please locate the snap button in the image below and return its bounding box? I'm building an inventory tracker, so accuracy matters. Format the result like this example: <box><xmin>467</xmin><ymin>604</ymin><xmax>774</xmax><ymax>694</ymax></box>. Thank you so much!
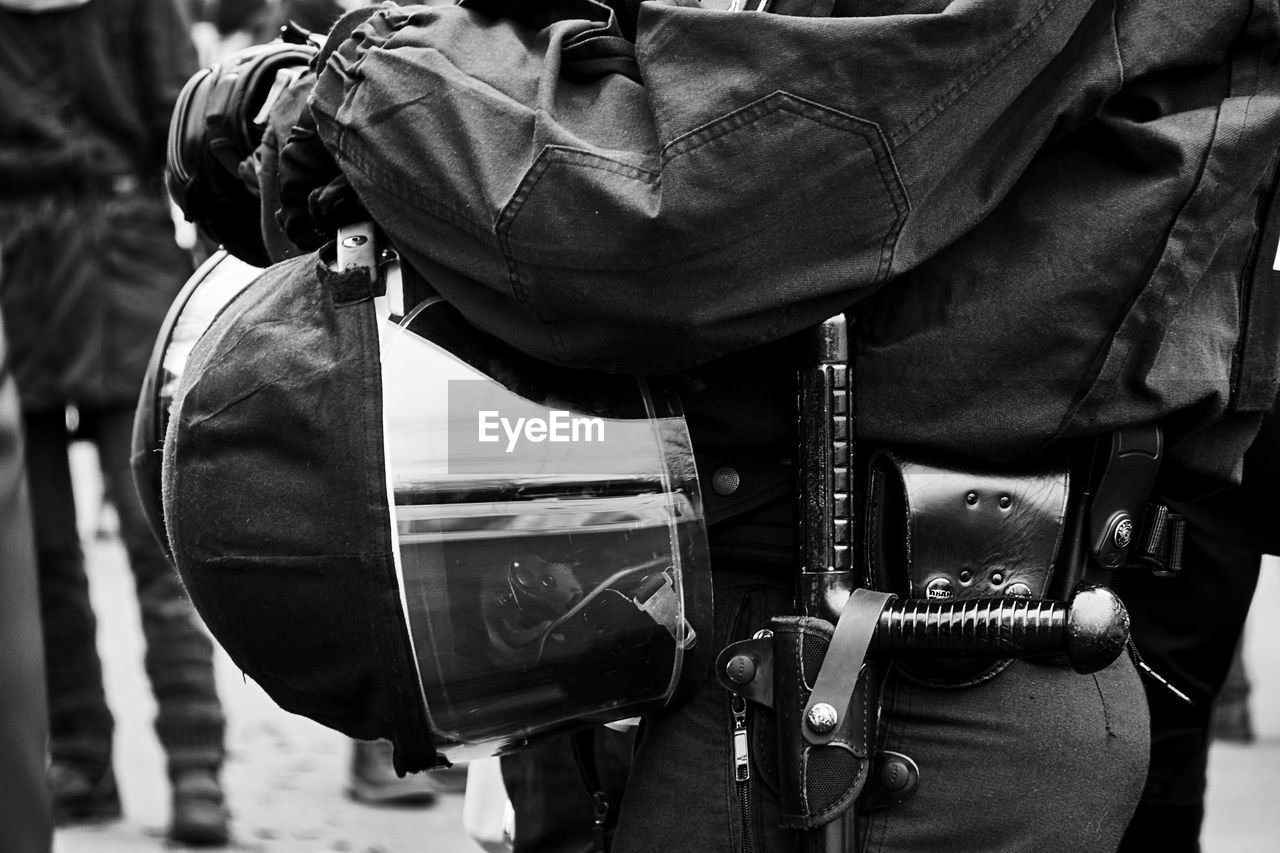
<box><xmin>925</xmin><ymin>577</ymin><xmax>954</xmax><ymax>599</ymax></box>
<box><xmin>725</xmin><ymin>654</ymin><xmax>757</xmax><ymax>685</ymax></box>
<box><xmin>712</xmin><ymin>466</ymin><xmax>741</xmax><ymax>496</ymax></box>
<box><xmin>806</xmin><ymin>703</ymin><xmax>839</xmax><ymax>734</ymax></box>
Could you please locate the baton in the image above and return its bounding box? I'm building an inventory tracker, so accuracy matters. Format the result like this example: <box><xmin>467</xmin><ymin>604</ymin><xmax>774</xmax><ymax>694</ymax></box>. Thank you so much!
<box><xmin>794</xmin><ymin>315</ymin><xmax>860</xmax><ymax>853</ymax></box>
<box><xmin>866</xmin><ymin>583</ymin><xmax>1128</xmax><ymax>673</ymax></box>
<box><xmin>796</xmin><ymin>315</ymin><xmax>855</xmax><ymax>623</ymax></box>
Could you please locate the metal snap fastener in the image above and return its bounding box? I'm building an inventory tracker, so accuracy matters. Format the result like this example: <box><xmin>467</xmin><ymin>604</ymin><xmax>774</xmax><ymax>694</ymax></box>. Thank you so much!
<box><xmin>926</xmin><ymin>578</ymin><xmax>954</xmax><ymax>599</ymax></box>
<box><xmin>725</xmin><ymin>655</ymin><xmax>757</xmax><ymax>685</ymax></box>
<box><xmin>1113</xmin><ymin>515</ymin><xmax>1133</xmax><ymax>548</ymax></box>
<box><xmin>806</xmin><ymin>703</ymin><xmax>839</xmax><ymax>734</ymax></box>
<box><xmin>712</xmin><ymin>466</ymin><xmax>741</xmax><ymax>496</ymax></box>
<box><xmin>879</xmin><ymin>757</ymin><xmax>911</xmax><ymax>792</ymax></box>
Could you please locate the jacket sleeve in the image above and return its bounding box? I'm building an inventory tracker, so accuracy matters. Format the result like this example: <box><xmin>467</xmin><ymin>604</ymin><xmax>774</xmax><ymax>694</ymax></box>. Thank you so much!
<box><xmin>310</xmin><ymin>0</ymin><xmax>1118</xmax><ymax>373</ymax></box>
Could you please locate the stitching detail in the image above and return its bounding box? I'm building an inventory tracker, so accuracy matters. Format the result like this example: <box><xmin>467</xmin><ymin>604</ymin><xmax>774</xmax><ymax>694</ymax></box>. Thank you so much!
<box><xmin>889</xmin><ymin>0</ymin><xmax>1068</xmax><ymax>147</ymax></box>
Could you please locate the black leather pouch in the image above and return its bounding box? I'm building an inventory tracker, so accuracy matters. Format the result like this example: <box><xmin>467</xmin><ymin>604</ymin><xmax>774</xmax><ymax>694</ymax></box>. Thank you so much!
<box><xmin>867</xmin><ymin>449</ymin><xmax>1070</xmax><ymax>685</ymax></box>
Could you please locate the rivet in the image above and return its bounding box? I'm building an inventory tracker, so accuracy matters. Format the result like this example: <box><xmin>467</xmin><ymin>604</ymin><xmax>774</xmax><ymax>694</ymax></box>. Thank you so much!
<box><xmin>1006</xmin><ymin>582</ymin><xmax>1032</xmax><ymax>598</ymax></box>
<box><xmin>341</xmin><ymin>234</ymin><xmax>368</xmax><ymax>248</ymax></box>
<box><xmin>991</xmin><ymin>571</ymin><xmax>1005</xmax><ymax>585</ymax></box>
<box><xmin>999</xmin><ymin>495</ymin><xmax>1012</xmax><ymax>509</ymax></box>
<box><xmin>957</xmin><ymin>569</ymin><xmax>972</xmax><ymax>584</ymax></box>
<box><xmin>712</xmin><ymin>466</ymin><xmax>741</xmax><ymax>497</ymax></box>
<box><xmin>926</xmin><ymin>578</ymin><xmax>954</xmax><ymax>599</ymax></box>
<box><xmin>806</xmin><ymin>703</ymin><xmax>839</xmax><ymax>734</ymax></box>
<box><xmin>965</xmin><ymin>492</ymin><xmax>979</xmax><ymax>506</ymax></box>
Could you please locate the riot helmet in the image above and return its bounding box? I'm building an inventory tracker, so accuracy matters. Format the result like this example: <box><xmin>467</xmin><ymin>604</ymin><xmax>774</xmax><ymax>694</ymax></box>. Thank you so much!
<box><xmin>133</xmin><ymin>242</ymin><xmax>712</xmax><ymax>771</ymax></box>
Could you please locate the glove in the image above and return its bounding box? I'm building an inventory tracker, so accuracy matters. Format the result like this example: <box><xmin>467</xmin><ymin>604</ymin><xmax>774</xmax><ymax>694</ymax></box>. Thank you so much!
<box><xmin>275</xmin><ymin>104</ymin><xmax>368</xmax><ymax>252</ymax></box>
<box><xmin>275</xmin><ymin>6</ymin><xmax>380</xmax><ymax>251</ymax></box>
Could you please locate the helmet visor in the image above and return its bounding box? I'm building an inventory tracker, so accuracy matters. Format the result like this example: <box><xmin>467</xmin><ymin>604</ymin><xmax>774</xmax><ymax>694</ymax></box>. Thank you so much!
<box><xmin>379</xmin><ymin>295</ymin><xmax>710</xmax><ymax>756</ymax></box>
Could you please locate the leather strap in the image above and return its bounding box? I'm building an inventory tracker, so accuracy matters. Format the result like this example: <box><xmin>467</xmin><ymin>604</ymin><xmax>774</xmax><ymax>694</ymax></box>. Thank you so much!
<box><xmin>802</xmin><ymin>588</ymin><xmax>894</xmax><ymax>746</ymax></box>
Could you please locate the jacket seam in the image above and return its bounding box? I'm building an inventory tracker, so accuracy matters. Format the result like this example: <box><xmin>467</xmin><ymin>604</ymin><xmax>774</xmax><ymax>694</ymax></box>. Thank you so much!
<box><xmin>888</xmin><ymin>0</ymin><xmax>1069</xmax><ymax>147</ymax></box>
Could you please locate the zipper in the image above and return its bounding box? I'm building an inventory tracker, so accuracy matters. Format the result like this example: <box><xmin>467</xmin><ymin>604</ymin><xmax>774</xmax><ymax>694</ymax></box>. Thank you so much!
<box><xmin>727</xmin><ymin>594</ymin><xmax>755</xmax><ymax>853</ymax></box>
<box><xmin>732</xmin><ymin>693</ymin><xmax>753</xmax><ymax>853</ymax></box>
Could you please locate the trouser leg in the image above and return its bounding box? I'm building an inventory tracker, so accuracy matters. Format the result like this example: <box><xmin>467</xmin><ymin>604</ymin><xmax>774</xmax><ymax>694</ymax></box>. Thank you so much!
<box><xmin>615</xmin><ymin>569</ymin><xmax>1149</xmax><ymax>853</ymax></box>
<box><xmin>93</xmin><ymin>404</ymin><xmax>226</xmax><ymax>776</ymax></box>
<box><xmin>25</xmin><ymin>408</ymin><xmax>113</xmax><ymax>770</ymax></box>
<box><xmin>1209</xmin><ymin>643</ymin><xmax>1253</xmax><ymax>741</ymax></box>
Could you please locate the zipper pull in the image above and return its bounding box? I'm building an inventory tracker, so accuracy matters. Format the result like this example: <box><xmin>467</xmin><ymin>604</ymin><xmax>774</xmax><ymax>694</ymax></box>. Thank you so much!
<box><xmin>732</xmin><ymin>695</ymin><xmax>750</xmax><ymax>782</ymax></box>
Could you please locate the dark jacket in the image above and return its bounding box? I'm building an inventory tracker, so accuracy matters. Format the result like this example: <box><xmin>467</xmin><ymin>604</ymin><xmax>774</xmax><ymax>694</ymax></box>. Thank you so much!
<box><xmin>0</xmin><ymin>0</ymin><xmax>195</xmax><ymax>189</ymax></box>
<box><xmin>0</xmin><ymin>0</ymin><xmax>199</xmax><ymax>410</ymax></box>
<box><xmin>308</xmin><ymin>0</ymin><xmax>1280</xmax><ymax>511</ymax></box>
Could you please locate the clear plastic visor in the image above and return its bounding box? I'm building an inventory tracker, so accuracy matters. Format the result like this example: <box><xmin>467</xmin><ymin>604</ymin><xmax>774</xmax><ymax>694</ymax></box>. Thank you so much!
<box><xmin>132</xmin><ymin>250</ymin><xmax>263</xmax><ymax>552</ymax></box>
<box><xmin>378</xmin><ymin>295</ymin><xmax>709</xmax><ymax>758</ymax></box>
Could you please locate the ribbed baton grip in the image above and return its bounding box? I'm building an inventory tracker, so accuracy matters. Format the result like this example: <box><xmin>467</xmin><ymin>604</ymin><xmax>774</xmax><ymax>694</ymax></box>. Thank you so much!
<box><xmin>870</xmin><ymin>585</ymin><xmax>1129</xmax><ymax>674</ymax></box>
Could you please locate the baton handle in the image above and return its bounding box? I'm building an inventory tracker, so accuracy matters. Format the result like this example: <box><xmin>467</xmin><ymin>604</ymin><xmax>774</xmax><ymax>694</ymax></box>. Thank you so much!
<box><xmin>797</xmin><ymin>315</ymin><xmax>855</xmax><ymax>622</ymax></box>
<box><xmin>869</xmin><ymin>584</ymin><xmax>1129</xmax><ymax>674</ymax></box>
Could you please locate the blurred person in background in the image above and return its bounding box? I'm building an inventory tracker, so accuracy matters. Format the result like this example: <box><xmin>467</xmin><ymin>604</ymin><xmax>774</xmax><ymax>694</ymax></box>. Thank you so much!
<box><xmin>0</xmin><ymin>0</ymin><xmax>232</xmax><ymax>845</ymax></box>
<box><xmin>0</xmin><ymin>302</ymin><xmax>54</xmax><ymax>853</ymax></box>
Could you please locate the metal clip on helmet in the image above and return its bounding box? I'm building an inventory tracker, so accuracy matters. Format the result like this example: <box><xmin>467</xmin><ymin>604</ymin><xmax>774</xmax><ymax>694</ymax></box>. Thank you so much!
<box><xmin>132</xmin><ymin>239</ymin><xmax>712</xmax><ymax>770</ymax></box>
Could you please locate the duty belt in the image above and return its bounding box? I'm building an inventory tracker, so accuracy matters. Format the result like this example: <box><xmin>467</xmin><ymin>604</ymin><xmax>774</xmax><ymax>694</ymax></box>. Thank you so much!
<box><xmin>715</xmin><ymin>314</ymin><xmax>1151</xmax><ymax>851</ymax></box>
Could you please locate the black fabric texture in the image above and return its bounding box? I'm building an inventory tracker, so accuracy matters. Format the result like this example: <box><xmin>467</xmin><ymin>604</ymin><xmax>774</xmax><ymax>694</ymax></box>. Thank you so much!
<box><xmin>161</xmin><ymin>252</ymin><xmax>439</xmax><ymax>773</ymax></box>
<box><xmin>277</xmin><ymin>104</ymin><xmax>368</xmax><ymax>252</ymax></box>
<box><xmin>274</xmin><ymin>5</ymin><xmax>379</xmax><ymax>250</ymax></box>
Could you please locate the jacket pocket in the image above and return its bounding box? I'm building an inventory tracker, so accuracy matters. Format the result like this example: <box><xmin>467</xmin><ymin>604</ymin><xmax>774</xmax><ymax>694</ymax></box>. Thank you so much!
<box><xmin>497</xmin><ymin>92</ymin><xmax>908</xmax><ymax>369</ymax></box>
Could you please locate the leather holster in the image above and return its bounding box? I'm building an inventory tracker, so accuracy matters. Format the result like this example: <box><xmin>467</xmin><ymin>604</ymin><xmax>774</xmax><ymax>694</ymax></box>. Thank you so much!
<box><xmin>716</xmin><ymin>589</ymin><xmax>903</xmax><ymax>830</ymax></box>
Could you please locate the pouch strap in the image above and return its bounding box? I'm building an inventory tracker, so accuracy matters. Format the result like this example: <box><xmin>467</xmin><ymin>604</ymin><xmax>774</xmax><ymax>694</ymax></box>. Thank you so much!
<box><xmin>802</xmin><ymin>588</ymin><xmax>894</xmax><ymax>747</ymax></box>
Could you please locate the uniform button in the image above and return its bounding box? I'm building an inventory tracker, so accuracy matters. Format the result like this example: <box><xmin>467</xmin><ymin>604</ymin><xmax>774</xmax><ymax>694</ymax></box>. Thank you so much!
<box><xmin>712</xmin><ymin>466</ymin><xmax>741</xmax><ymax>496</ymax></box>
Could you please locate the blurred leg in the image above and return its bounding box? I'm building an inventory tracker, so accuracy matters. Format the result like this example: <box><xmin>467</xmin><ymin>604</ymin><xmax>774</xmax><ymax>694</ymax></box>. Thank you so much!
<box><xmin>0</xmin><ymin>320</ymin><xmax>54</xmax><ymax>853</ymax></box>
<box><xmin>93</xmin><ymin>404</ymin><xmax>229</xmax><ymax>842</ymax></box>
<box><xmin>1209</xmin><ymin>643</ymin><xmax>1254</xmax><ymax>743</ymax></box>
<box><xmin>25</xmin><ymin>408</ymin><xmax>115</xmax><ymax>776</ymax></box>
